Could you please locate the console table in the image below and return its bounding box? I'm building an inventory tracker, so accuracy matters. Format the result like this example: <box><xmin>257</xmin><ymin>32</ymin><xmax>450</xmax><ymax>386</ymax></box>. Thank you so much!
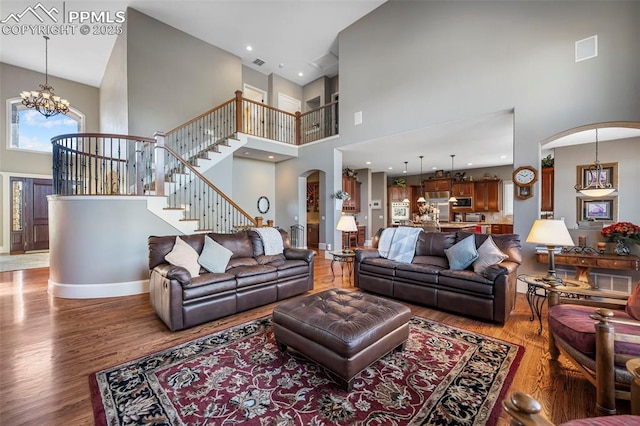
<box><xmin>535</xmin><ymin>252</ymin><xmax>639</xmax><ymax>287</ymax></box>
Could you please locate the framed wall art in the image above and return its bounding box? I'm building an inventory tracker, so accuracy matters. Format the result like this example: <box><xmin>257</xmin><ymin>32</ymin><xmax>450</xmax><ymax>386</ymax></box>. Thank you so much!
<box><xmin>577</xmin><ymin>197</ymin><xmax>617</xmax><ymax>222</ymax></box>
<box><xmin>576</xmin><ymin>162</ymin><xmax>617</xmax><ymax>190</ymax></box>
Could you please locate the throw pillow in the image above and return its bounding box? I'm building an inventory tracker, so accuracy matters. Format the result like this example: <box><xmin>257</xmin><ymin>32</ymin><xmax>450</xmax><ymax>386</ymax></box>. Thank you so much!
<box><xmin>444</xmin><ymin>234</ymin><xmax>479</xmax><ymax>270</ymax></box>
<box><xmin>626</xmin><ymin>281</ymin><xmax>640</xmax><ymax>320</ymax></box>
<box><xmin>165</xmin><ymin>236</ymin><xmax>200</xmax><ymax>277</ymax></box>
<box><xmin>473</xmin><ymin>235</ymin><xmax>509</xmax><ymax>275</ymax></box>
<box><xmin>199</xmin><ymin>235</ymin><xmax>233</xmax><ymax>273</ymax></box>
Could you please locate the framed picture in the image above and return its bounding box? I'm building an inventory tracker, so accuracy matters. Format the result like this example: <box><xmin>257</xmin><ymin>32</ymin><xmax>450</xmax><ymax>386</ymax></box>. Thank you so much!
<box><xmin>435</xmin><ymin>170</ymin><xmax>445</xmax><ymax>178</ymax></box>
<box><xmin>577</xmin><ymin>197</ymin><xmax>617</xmax><ymax>222</ymax></box>
<box><xmin>371</xmin><ymin>199</ymin><xmax>382</xmax><ymax>209</ymax></box>
<box><xmin>576</xmin><ymin>162</ymin><xmax>617</xmax><ymax>189</ymax></box>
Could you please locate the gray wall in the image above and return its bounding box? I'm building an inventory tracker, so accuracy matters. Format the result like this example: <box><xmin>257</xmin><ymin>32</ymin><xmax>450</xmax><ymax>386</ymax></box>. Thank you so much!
<box><xmin>48</xmin><ymin>196</ymin><xmax>178</xmax><ymax>297</ymax></box>
<box><xmin>0</xmin><ymin>62</ymin><xmax>99</xmax><ymax>253</ymax></box>
<box><xmin>371</xmin><ymin>171</ymin><xmax>387</xmax><ymax>237</ymax></box>
<box><xmin>126</xmin><ymin>8</ymin><xmax>242</xmax><ymax>137</ymax></box>
<box><xmin>233</xmin><ymin>157</ymin><xmax>276</xmax><ymax>223</ymax></box>
<box><xmin>338</xmin><ymin>0</ymin><xmax>640</xmax><ymax>274</ymax></box>
<box><xmin>268</xmin><ymin>73</ymin><xmax>304</xmax><ymax>110</ymax></box>
<box><xmin>242</xmin><ymin>65</ymin><xmax>269</xmax><ymax>98</ymax></box>
<box><xmin>100</xmin><ymin>23</ymin><xmax>129</xmax><ymax>134</ymax></box>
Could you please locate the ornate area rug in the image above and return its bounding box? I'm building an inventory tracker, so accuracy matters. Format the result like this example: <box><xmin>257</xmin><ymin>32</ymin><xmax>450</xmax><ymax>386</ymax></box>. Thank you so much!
<box><xmin>90</xmin><ymin>316</ymin><xmax>523</xmax><ymax>425</ymax></box>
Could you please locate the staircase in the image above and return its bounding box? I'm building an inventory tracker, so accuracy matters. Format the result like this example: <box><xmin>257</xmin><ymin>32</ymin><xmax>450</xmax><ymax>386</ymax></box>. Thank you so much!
<box><xmin>146</xmin><ymin>133</ymin><xmax>250</xmax><ymax>234</ymax></box>
<box><xmin>51</xmin><ymin>90</ymin><xmax>339</xmax><ymax>234</ymax></box>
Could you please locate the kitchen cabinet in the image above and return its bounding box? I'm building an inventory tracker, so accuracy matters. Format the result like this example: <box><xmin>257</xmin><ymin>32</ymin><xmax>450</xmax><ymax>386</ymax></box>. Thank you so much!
<box><xmin>307</xmin><ymin>223</ymin><xmax>319</xmax><ymax>248</ymax></box>
<box><xmin>541</xmin><ymin>167</ymin><xmax>554</xmax><ymax>212</ymax></box>
<box><xmin>423</xmin><ymin>178</ymin><xmax>451</xmax><ymax>192</ymax></box>
<box><xmin>474</xmin><ymin>180</ymin><xmax>500</xmax><ymax>212</ymax></box>
<box><xmin>452</xmin><ymin>181</ymin><xmax>474</xmax><ymax>197</ymax></box>
<box><xmin>388</xmin><ymin>185</ymin><xmax>409</xmax><ymax>203</ymax></box>
<box><xmin>490</xmin><ymin>224</ymin><xmax>514</xmax><ymax>234</ymax></box>
<box><xmin>342</xmin><ymin>176</ymin><xmax>361</xmax><ymax>213</ymax></box>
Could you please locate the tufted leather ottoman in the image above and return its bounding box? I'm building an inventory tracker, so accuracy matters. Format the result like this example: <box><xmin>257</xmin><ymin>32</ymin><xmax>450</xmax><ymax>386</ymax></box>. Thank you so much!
<box><xmin>273</xmin><ymin>288</ymin><xmax>411</xmax><ymax>391</ymax></box>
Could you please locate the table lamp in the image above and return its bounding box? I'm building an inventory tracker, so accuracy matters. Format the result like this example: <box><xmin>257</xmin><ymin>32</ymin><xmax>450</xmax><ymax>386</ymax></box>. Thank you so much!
<box><xmin>526</xmin><ymin>219</ymin><xmax>575</xmax><ymax>285</ymax></box>
<box><xmin>336</xmin><ymin>214</ymin><xmax>358</xmax><ymax>253</ymax></box>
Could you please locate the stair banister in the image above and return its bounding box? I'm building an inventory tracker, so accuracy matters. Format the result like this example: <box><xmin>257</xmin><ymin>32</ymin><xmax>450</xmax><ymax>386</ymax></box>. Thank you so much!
<box><xmin>153</xmin><ymin>132</ymin><xmax>166</xmax><ymax>196</ymax></box>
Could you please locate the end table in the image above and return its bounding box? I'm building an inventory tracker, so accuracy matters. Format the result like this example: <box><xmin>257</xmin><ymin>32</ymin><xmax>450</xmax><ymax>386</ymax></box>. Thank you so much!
<box><xmin>329</xmin><ymin>250</ymin><xmax>356</xmax><ymax>282</ymax></box>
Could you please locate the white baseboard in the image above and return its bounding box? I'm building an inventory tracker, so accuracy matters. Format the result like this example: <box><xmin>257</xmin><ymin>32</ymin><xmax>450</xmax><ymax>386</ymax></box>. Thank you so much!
<box><xmin>48</xmin><ymin>279</ymin><xmax>149</xmax><ymax>299</ymax></box>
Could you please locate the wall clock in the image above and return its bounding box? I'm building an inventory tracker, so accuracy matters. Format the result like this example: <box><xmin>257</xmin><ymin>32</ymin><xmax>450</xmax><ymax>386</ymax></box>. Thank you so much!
<box><xmin>512</xmin><ymin>166</ymin><xmax>538</xmax><ymax>200</ymax></box>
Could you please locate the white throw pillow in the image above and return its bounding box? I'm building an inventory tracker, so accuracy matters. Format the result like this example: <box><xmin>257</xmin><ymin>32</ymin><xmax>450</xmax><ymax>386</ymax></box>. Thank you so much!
<box><xmin>473</xmin><ymin>236</ymin><xmax>509</xmax><ymax>274</ymax></box>
<box><xmin>199</xmin><ymin>236</ymin><xmax>233</xmax><ymax>273</ymax></box>
<box><xmin>165</xmin><ymin>236</ymin><xmax>200</xmax><ymax>277</ymax></box>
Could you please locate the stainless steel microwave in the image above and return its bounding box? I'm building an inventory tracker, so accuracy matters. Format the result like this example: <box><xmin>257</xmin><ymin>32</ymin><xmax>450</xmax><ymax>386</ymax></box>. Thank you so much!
<box><xmin>453</xmin><ymin>197</ymin><xmax>472</xmax><ymax>208</ymax></box>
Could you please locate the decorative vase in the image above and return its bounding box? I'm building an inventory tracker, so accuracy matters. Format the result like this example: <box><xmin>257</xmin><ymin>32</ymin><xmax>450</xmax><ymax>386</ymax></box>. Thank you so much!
<box><xmin>614</xmin><ymin>239</ymin><xmax>630</xmax><ymax>256</ymax></box>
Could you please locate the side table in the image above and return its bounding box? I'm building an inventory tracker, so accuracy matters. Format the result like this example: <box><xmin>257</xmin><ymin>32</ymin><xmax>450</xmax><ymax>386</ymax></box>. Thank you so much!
<box><xmin>329</xmin><ymin>250</ymin><xmax>356</xmax><ymax>282</ymax></box>
<box><xmin>518</xmin><ymin>274</ymin><xmax>591</xmax><ymax>335</ymax></box>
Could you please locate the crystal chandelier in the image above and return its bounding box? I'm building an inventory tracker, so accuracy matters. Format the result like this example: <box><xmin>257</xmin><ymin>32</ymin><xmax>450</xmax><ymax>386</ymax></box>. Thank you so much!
<box><xmin>20</xmin><ymin>36</ymin><xmax>70</xmax><ymax>118</ymax></box>
<box><xmin>574</xmin><ymin>129</ymin><xmax>616</xmax><ymax>197</ymax></box>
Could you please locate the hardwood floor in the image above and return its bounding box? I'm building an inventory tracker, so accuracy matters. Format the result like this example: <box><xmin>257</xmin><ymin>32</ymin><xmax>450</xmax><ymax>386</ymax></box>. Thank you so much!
<box><xmin>0</xmin><ymin>254</ymin><xmax>628</xmax><ymax>425</ymax></box>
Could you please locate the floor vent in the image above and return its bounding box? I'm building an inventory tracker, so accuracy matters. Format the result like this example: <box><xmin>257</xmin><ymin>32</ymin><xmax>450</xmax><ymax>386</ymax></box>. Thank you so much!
<box><xmin>252</xmin><ymin>58</ymin><xmax>266</xmax><ymax>66</ymax></box>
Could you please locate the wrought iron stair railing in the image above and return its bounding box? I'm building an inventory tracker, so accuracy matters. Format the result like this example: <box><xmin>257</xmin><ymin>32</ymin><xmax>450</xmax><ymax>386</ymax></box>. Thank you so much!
<box><xmin>51</xmin><ymin>91</ymin><xmax>339</xmax><ymax>232</ymax></box>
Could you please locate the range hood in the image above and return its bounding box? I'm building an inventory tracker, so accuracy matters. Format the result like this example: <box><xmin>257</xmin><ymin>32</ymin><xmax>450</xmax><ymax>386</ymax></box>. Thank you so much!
<box><xmin>425</xmin><ymin>191</ymin><xmax>451</xmax><ymax>200</ymax></box>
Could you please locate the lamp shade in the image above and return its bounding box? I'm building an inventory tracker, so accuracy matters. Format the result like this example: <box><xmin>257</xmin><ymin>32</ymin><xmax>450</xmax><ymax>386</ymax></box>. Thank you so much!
<box><xmin>526</xmin><ymin>219</ymin><xmax>575</xmax><ymax>246</ymax></box>
<box><xmin>336</xmin><ymin>214</ymin><xmax>358</xmax><ymax>232</ymax></box>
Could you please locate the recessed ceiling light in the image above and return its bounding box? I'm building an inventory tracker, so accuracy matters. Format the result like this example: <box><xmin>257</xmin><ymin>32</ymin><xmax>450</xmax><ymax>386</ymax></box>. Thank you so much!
<box><xmin>365</xmin><ymin>161</ymin><xmax>371</xmax><ymax>165</ymax></box>
<box><xmin>467</xmin><ymin>162</ymin><xmax>473</xmax><ymax>166</ymax></box>
<box><xmin>432</xmin><ymin>166</ymin><xmax>438</xmax><ymax>170</ymax></box>
<box><xmin>298</xmin><ymin>72</ymin><xmax>304</xmax><ymax>77</ymax></box>
<box><xmin>246</xmin><ymin>45</ymin><xmax>253</xmax><ymax>51</ymax></box>
<box><xmin>500</xmin><ymin>155</ymin><xmax>507</xmax><ymax>159</ymax></box>
<box><xmin>268</xmin><ymin>155</ymin><xmax>274</xmax><ymax>159</ymax></box>
<box><xmin>388</xmin><ymin>167</ymin><xmax>393</xmax><ymax>170</ymax></box>
<box><xmin>244</xmin><ymin>151</ymin><xmax>250</xmax><ymax>155</ymax></box>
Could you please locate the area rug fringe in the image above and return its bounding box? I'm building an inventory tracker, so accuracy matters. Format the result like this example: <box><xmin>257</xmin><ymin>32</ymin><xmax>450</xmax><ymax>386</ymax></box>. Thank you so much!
<box><xmin>90</xmin><ymin>315</ymin><xmax>524</xmax><ymax>425</ymax></box>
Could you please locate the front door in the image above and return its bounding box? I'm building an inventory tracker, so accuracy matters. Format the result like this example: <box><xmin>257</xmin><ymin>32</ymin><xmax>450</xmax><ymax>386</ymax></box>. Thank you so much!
<box><xmin>10</xmin><ymin>177</ymin><xmax>53</xmax><ymax>253</ymax></box>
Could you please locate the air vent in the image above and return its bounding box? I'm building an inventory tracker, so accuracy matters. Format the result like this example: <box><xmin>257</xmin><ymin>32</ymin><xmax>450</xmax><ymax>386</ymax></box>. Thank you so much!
<box><xmin>252</xmin><ymin>58</ymin><xmax>266</xmax><ymax>66</ymax></box>
<box><xmin>575</xmin><ymin>35</ymin><xmax>597</xmax><ymax>62</ymax></box>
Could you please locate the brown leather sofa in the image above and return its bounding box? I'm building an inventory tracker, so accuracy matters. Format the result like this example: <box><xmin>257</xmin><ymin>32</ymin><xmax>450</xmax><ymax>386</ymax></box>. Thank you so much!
<box><xmin>148</xmin><ymin>229</ymin><xmax>315</xmax><ymax>331</ymax></box>
<box><xmin>354</xmin><ymin>230</ymin><xmax>522</xmax><ymax>324</ymax></box>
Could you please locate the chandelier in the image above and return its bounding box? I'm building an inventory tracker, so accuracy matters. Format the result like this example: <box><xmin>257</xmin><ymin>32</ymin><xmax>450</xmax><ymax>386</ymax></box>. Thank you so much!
<box><xmin>574</xmin><ymin>129</ymin><xmax>616</xmax><ymax>197</ymax></box>
<box><xmin>20</xmin><ymin>36</ymin><xmax>70</xmax><ymax>118</ymax></box>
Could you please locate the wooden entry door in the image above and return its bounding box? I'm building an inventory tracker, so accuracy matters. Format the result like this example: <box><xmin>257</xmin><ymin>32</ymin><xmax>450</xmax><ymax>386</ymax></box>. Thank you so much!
<box><xmin>10</xmin><ymin>177</ymin><xmax>53</xmax><ymax>253</ymax></box>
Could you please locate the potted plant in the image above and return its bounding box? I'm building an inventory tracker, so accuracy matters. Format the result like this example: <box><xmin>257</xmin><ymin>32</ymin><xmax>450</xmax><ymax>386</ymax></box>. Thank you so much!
<box><xmin>601</xmin><ymin>221</ymin><xmax>640</xmax><ymax>255</ymax></box>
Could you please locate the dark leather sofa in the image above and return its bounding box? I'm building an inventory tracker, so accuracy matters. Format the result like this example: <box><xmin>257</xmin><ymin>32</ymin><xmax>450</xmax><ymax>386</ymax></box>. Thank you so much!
<box><xmin>148</xmin><ymin>229</ymin><xmax>315</xmax><ymax>331</ymax></box>
<box><xmin>354</xmin><ymin>229</ymin><xmax>522</xmax><ymax>324</ymax></box>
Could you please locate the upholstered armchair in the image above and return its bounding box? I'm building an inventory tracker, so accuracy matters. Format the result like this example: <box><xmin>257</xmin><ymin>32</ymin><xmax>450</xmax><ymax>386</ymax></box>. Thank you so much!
<box><xmin>503</xmin><ymin>391</ymin><xmax>640</xmax><ymax>425</ymax></box>
<box><xmin>547</xmin><ymin>283</ymin><xmax>640</xmax><ymax>415</ymax></box>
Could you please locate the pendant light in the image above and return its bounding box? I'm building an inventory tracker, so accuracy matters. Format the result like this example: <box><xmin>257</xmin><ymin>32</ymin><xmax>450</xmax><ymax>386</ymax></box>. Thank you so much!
<box><xmin>402</xmin><ymin>161</ymin><xmax>410</xmax><ymax>203</ymax></box>
<box><xmin>20</xmin><ymin>36</ymin><xmax>70</xmax><ymax>118</ymax></box>
<box><xmin>448</xmin><ymin>154</ymin><xmax>458</xmax><ymax>203</ymax></box>
<box><xmin>417</xmin><ymin>155</ymin><xmax>426</xmax><ymax>203</ymax></box>
<box><xmin>574</xmin><ymin>129</ymin><xmax>616</xmax><ymax>197</ymax></box>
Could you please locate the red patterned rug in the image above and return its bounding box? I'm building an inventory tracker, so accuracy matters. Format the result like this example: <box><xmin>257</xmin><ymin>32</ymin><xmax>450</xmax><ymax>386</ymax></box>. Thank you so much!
<box><xmin>90</xmin><ymin>316</ymin><xmax>523</xmax><ymax>425</ymax></box>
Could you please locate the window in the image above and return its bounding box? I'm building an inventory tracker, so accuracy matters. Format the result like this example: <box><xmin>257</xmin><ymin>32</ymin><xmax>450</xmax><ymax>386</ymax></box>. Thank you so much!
<box><xmin>7</xmin><ymin>98</ymin><xmax>84</xmax><ymax>154</ymax></box>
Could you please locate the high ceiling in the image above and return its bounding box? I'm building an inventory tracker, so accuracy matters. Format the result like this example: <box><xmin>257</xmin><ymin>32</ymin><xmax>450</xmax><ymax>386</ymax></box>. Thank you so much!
<box><xmin>2</xmin><ymin>1</ymin><xmax>637</xmax><ymax>174</ymax></box>
<box><xmin>0</xmin><ymin>0</ymin><xmax>386</xmax><ymax>87</ymax></box>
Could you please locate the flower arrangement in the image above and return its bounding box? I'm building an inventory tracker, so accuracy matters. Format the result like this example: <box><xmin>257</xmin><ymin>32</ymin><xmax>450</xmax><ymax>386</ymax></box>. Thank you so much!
<box><xmin>333</xmin><ymin>190</ymin><xmax>351</xmax><ymax>200</ymax></box>
<box><xmin>601</xmin><ymin>221</ymin><xmax>640</xmax><ymax>244</ymax></box>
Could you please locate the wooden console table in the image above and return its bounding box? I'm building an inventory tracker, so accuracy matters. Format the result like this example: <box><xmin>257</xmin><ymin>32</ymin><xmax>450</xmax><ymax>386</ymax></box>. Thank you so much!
<box><xmin>536</xmin><ymin>252</ymin><xmax>639</xmax><ymax>286</ymax></box>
